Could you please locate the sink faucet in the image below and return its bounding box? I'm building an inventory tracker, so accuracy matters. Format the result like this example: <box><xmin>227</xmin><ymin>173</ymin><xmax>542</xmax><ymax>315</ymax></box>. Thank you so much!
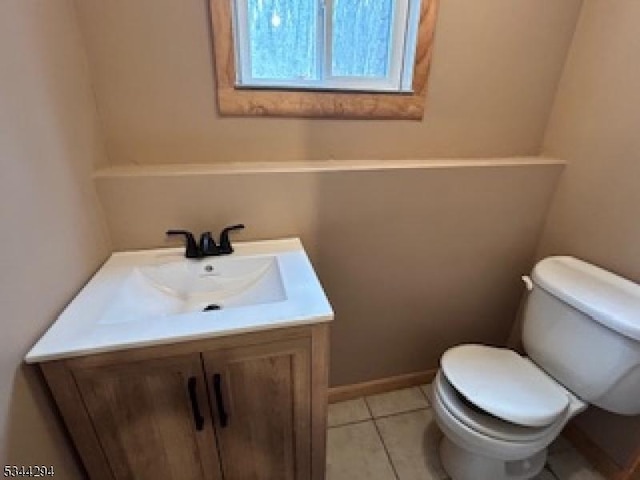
<box><xmin>166</xmin><ymin>230</ymin><xmax>201</xmax><ymax>258</ymax></box>
<box><xmin>166</xmin><ymin>224</ymin><xmax>245</xmax><ymax>258</ymax></box>
<box><xmin>199</xmin><ymin>232</ymin><xmax>219</xmax><ymax>256</ymax></box>
<box><xmin>218</xmin><ymin>224</ymin><xmax>244</xmax><ymax>254</ymax></box>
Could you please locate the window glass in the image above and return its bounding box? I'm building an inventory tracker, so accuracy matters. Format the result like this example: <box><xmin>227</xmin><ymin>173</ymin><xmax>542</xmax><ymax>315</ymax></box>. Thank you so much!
<box><xmin>247</xmin><ymin>0</ymin><xmax>319</xmax><ymax>80</ymax></box>
<box><xmin>331</xmin><ymin>0</ymin><xmax>394</xmax><ymax>78</ymax></box>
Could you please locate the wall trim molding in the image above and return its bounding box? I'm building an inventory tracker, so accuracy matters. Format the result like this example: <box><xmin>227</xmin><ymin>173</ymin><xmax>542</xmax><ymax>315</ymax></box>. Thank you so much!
<box><xmin>93</xmin><ymin>157</ymin><xmax>566</xmax><ymax>179</ymax></box>
<box><xmin>328</xmin><ymin>369</ymin><xmax>437</xmax><ymax>404</ymax></box>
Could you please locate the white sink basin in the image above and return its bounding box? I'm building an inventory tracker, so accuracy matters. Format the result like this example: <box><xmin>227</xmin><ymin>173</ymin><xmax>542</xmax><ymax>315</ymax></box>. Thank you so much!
<box><xmin>26</xmin><ymin>238</ymin><xmax>333</xmax><ymax>363</ymax></box>
<box><xmin>99</xmin><ymin>255</ymin><xmax>286</xmax><ymax>324</ymax></box>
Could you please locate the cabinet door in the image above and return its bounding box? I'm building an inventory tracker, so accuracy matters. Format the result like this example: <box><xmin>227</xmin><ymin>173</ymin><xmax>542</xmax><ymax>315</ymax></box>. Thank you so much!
<box><xmin>202</xmin><ymin>337</ymin><xmax>311</xmax><ymax>480</ymax></box>
<box><xmin>72</xmin><ymin>354</ymin><xmax>222</xmax><ymax>480</ymax></box>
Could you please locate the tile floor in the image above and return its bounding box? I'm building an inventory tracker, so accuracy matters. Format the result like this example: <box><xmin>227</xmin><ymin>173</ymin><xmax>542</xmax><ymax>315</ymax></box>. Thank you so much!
<box><xmin>326</xmin><ymin>385</ymin><xmax>605</xmax><ymax>480</ymax></box>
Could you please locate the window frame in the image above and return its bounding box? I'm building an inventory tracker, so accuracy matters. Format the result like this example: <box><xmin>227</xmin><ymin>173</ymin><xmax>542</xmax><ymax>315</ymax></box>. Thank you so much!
<box><xmin>209</xmin><ymin>0</ymin><xmax>439</xmax><ymax>119</ymax></box>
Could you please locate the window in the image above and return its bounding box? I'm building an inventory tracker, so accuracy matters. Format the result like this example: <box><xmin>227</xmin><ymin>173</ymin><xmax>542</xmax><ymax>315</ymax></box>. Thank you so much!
<box><xmin>233</xmin><ymin>0</ymin><xmax>419</xmax><ymax>92</ymax></box>
<box><xmin>209</xmin><ymin>0</ymin><xmax>439</xmax><ymax>118</ymax></box>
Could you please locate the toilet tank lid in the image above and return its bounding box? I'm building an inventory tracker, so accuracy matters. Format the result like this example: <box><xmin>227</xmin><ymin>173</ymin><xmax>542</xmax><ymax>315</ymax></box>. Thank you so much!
<box><xmin>533</xmin><ymin>256</ymin><xmax>640</xmax><ymax>341</ymax></box>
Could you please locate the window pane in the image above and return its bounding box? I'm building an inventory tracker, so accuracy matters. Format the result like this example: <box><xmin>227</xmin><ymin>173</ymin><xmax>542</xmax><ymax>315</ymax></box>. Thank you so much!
<box><xmin>332</xmin><ymin>0</ymin><xmax>394</xmax><ymax>77</ymax></box>
<box><xmin>247</xmin><ymin>0</ymin><xmax>318</xmax><ymax>80</ymax></box>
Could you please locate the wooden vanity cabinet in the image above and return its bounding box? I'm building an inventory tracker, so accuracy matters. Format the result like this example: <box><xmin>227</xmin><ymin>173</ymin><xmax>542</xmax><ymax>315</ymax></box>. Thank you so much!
<box><xmin>202</xmin><ymin>338</ymin><xmax>311</xmax><ymax>480</ymax></box>
<box><xmin>72</xmin><ymin>354</ymin><xmax>221</xmax><ymax>480</ymax></box>
<box><xmin>40</xmin><ymin>324</ymin><xmax>329</xmax><ymax>480</ymax></box>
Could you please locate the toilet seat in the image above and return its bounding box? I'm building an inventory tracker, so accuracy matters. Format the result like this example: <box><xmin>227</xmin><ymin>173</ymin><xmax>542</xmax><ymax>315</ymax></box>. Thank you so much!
<box><xmin>441</xmin><ymin>345</ymin><xmax>569</xmax><ymax>427</ymax></box>
<box><xmin>434</xmin><ymin>370</ymin><xmax>559</xmax><ymax>443</ymax></box>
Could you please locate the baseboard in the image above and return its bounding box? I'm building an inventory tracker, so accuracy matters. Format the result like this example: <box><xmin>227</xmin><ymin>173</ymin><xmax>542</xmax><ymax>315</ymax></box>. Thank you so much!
<box><xmin>627</xmin><ymin>459</ymin><xmax>640</xmax><ymax>480</ymax></box>
<box><xmin>621</xmin><ymin>442</ymin><xmax>640</xmax><ymax>480</ymax></box>
<box><xmin>563</xmin><ymin>422</ymin><xmax>638</xmax><ymax>480</ymax></box>
<box><xmin>328</xmin><ymin>369</ymin><xmax>437</xmax><ymax>404</ymax></box>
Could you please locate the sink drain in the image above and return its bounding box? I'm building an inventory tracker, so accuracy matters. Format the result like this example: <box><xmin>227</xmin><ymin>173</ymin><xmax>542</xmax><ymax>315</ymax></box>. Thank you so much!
<box><xmin>203</xmin><ymin>304</ymin><xmax>222</xmax><ymax>312</ymax></box>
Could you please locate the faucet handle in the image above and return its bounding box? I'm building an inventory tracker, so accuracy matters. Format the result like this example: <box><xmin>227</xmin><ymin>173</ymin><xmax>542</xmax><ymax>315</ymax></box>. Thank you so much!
<box><xmin>199</xmin><ymin>232</ymin><xmax>219</xmax><ymax>256</ymax></box>
<box><xmin>218</xmin><ymin>224</ymin><xmax>245</xmax><ymax>254</ymax></box>
<box><xmin>166</xmin><ymin>230</ymin><xmax>201</xmax><ymax>258</ymax></box>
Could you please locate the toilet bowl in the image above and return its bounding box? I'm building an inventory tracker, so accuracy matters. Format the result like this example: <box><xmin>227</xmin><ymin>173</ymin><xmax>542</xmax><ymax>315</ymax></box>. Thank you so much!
<box><xmin>431</xmin><ymin>256</ymin><xmax>640</xmax><ymax>480</ymax></box>
<box><xmin>432</xmin><ymin>365</ymin><xmax>585</xmax><ymax>480</ymax></box>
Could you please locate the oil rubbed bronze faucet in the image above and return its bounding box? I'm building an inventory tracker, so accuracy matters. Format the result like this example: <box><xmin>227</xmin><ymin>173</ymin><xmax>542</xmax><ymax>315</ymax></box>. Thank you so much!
<box><xmin>218</xmin><ymin>224</ymin><xmax>245</xmax><ymax>254</ymax></box>
<box><xmin>166</xmin><ymin>224</ymin><xmax>245</xmax><ymax>258</ymax></box>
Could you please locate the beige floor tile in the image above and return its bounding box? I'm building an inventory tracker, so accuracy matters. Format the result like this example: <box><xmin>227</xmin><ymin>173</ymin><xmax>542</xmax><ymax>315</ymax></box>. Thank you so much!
<box><xmin>366</xmin><ymin>387</ymin><xmax>429</xmax><ymax>418</ymax></box>
<box><xmin>326</xmin><ymin>421</ymin><xmax>396</xmax><ymax>480</ymax></box>
<box><xmin>376</xmin><ymin>409</ymin><xmax>448</xmax><ymax>480</ymax></box>
<box><xmin>548</xmin><ymin>448</ymin><xmax>605</xmax><ymax>480</ymax></box>
<box><xmin>328</xmin><ymin>398</ymin><xmax>371</xmax><ymax>427</ymax></box>
<box><xmin>420</xmin><ymin>383</ymin><xmax>433</xmax><ymax>405</ymax></box>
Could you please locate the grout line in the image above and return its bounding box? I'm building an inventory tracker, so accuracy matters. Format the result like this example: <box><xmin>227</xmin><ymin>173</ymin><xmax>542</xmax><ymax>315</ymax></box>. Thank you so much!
<box><xmin>364</xmin><ymin>397</ymin><xmax>401</xmax><ymax>480</ymax></box>
<box><xmin>328</xmin><ymin>405</ymin><xmax>431</xmax><ymax>429</ymax></box>
<box><xmin>418</xmin><ymin>383</ymin><xmax>432</xmax><ymax>405</ymax></box>
<box><xmin>545</xmin><ymin>458</ymin><xmax>564</xmax><ymax>480</ymax></box>
<box><xmin>329</xmin><ymin>388</ymin><xmax>434</xmax><ymax>429</ymax></box>
<box><xmin>327</xmin><ymin>418</ymin><xmax>372</xmax><ymax>430</ymax></box>
<box><xmin>365</xmin><ymin>385</ymin><xmax>432</xmax><ymax>414</ymax></box>
<box><xmin>372</xmin><ymin>406</ymin><xmax>431</xmax><ymax>421</ymax></box>
<box><xmin>545</xmin><ymin>462</ymin><xmax>561</xmax><ymax>480</ymax></box>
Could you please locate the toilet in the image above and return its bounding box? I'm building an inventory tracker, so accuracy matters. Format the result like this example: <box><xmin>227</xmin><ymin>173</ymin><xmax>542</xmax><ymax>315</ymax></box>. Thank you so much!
<box><xmin>431</xmin><ymin>256</ymin><xmax>640</xmax><ymax>480</ymax></box>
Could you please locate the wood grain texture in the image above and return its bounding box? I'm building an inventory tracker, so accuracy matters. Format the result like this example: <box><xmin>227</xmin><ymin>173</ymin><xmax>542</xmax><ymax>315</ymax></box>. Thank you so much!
<box><xmin>40</xmin><ymin>325</ymin><xmax>329</xmax><ymax>480</ymax></box>
<box><xmin>202</xmin><ymin>338</ymin><xmax>312</xmax><ymax>480</ymax></box>
<box><xmin>328</xmin><ymin>369</ymin><xmax>437</xmax><ymax>404</ymax></box>
<box><xmin>72</xmin><ymin>354</ymin><xmax>222</xmax><ymax>480</ymax></box>
<box><xmin>209</xmin><ymin>0</ymin><xmax>439</xmax><ymax>119</ymax></box>
<box><xmin>310</xmin><ymin>324</ymin><xmax>329</xmax><ymax>480</ymax></box>
<box><xmin>40</xmin><ymin>361</ymin><xmax>115</xmax><ymax>480</ymax></box>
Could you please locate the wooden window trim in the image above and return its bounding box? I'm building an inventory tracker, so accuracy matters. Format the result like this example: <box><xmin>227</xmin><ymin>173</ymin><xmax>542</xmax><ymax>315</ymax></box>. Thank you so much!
<box><xmin>208</xmin><ymin>0</ymin><xmax>439</xmax><ymax>119</ymax></box>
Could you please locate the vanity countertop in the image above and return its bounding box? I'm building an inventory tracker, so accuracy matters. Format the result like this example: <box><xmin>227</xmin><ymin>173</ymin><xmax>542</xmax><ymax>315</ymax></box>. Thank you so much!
<box><xmin>26</xmin><ymin>238</ymin><xmax>333</xmax><ymax>363</ymax></box>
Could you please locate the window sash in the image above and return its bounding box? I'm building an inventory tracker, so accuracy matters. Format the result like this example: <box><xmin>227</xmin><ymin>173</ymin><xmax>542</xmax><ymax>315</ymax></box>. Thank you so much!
<box><xmin>233</xmin><ymin>0</ymin><xmax>415</xmax><ymax>92</ymax></box>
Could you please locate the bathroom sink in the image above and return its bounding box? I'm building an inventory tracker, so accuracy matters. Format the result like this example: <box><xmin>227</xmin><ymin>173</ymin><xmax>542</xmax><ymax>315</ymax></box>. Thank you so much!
<box><xmin>99</xmin><ymin>255</ymin><xmax>286</xmax><ymax>324</ymax></box>
<box><xmin>25</xmin><ymin>238</ymin><xmax>333</xmax><ymax>362</ymax></box>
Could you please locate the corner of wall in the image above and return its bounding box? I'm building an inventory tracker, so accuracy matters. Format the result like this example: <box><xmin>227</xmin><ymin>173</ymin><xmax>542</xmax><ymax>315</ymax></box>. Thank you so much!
<box><xmin>537</xmin><ymin>0</ymin><xmax>585</xmax><ymax>157</ymax></box>
<box><xmin>69</xmin><ymin>0</ymin><xmax>112</xmax><ymax>171</ymax></box>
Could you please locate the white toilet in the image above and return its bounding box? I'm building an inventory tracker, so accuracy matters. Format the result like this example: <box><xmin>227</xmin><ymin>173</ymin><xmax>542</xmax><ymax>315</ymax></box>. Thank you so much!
<box><xmin>431</xmin><ymin>256</ymin><xmax>640</xmax><ymax>480</ymax></box>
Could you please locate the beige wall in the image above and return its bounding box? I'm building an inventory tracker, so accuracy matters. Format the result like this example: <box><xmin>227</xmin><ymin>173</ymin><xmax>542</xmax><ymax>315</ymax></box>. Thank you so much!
<box><xmin>0</xmin><ymin>1</ymin><xmax>111</xmax><ymax>475</ymax></box>
<box><xmin>96</xmin><ymin>159</ymin><xmax>563</xmax><ymax>385</ymax></box>
<box><xmin>12</xmin><ymin>0</ymin><xmax>640</xmax><ymax>474</ymax></box>
<box><xmin>74</xmin><ymin>0</ymin><xmax>582</xmax><ymax>165</ymax></box>
<box><xmin>538</xmin><ymin>0</ymin><xmax>640</xmax><ymax>469</ymax></box>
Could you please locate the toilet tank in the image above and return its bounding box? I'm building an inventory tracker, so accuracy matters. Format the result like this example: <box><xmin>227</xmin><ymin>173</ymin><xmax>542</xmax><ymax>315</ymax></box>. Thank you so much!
<box><xmin>522</xmin><ymin>256</ymin><xmax>640</xmax><ymax>415</ymax></box>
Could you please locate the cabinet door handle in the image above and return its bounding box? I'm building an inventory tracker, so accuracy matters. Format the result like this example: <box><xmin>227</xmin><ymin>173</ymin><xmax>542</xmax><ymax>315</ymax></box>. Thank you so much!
<box><xmin>213</xmin><ymin>374</ymin><xmax>228</xmax><ymax>428</ymax></box>
<box><xmin>187</xmin><ymin>377</ymin><xmax>205</xmax><ymax>431</ymax></box>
